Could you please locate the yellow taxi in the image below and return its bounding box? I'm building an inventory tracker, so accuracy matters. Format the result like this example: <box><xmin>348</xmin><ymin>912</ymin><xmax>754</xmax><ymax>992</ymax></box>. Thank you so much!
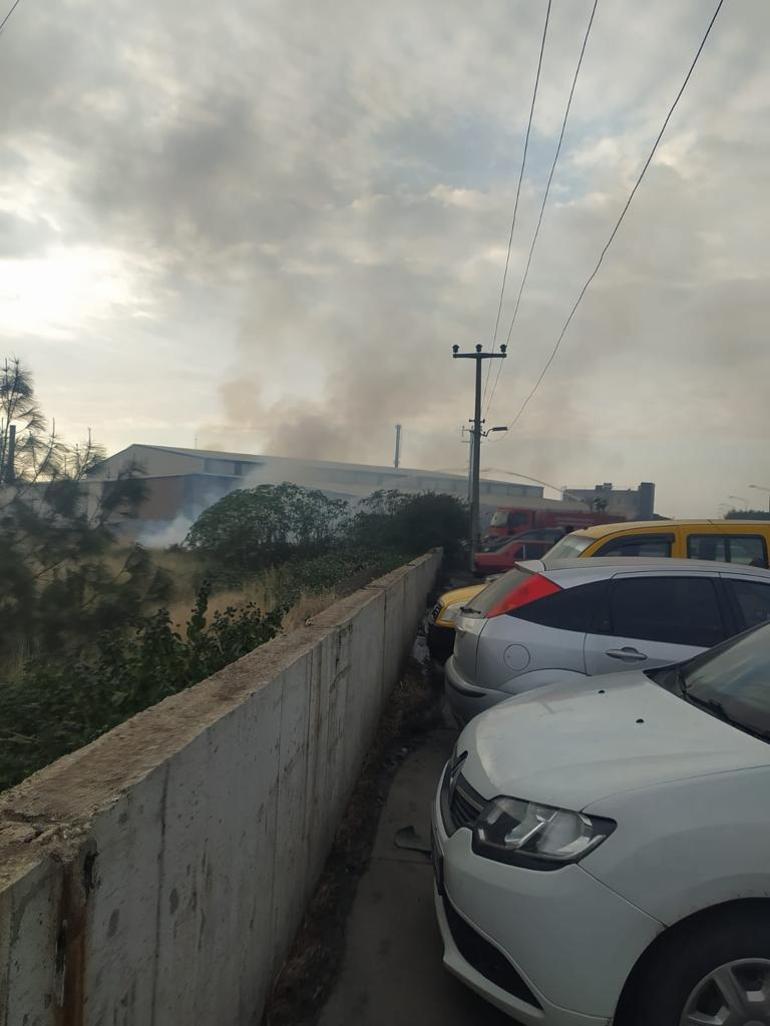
<box><xmin>546</xmin><ymin>518</ymin><xmax>770</xmax><ymax>565</ymax></box>
<box><xmin>427</xmin><ymin>584</ymin><xmax>485</xmax><ymax>663</ymax></box>
<box><xmin>426</xmin><ymin>520</ymin><xmax>770</xmax><ymax>663</ymax></box>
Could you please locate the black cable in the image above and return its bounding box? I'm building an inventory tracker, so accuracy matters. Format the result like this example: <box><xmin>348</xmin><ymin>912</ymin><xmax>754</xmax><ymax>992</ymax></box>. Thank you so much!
<box><xmin>482</xmin><ymin>0</ymin><xmax>552</xmax><ymax>411</ymax></box>
<box><xmin>0</xmin><ymin>0</ymin><xmax>23</xmax><ymax>34</ymax></box>
<box><xmin>504</xmin><ymin>0</ymin><xmax>726</xmax><ymax>433</ymax></box>
<box><xmin>484</xmin><ymin>0</ymin><xmax>599</xmax><ymax>420</ymax></box>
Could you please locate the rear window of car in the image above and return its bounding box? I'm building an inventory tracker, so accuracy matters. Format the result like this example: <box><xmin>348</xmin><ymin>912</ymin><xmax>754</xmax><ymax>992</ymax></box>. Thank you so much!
<box><xmin>545</xmin><ymin>533</ymin><xmax>593</xmax><ymax>560</ymax></box>
<box><xmin>463</xmin><ymin>569</ymin><xmax>530</xmax><ymax>616</ymax></box>
<box><xmin>514</xmin><ymin>581</ymin><xmax>608</xmax><ymax>633</ymax></box>
<box><xmin>606</xmin><ymin>576</ymin><xmax>725</xmax><ymax>648</ymax></box>
<box><xmin>687</xmin><ymin>533</ymin><xmax>768</xmax><ymax>568</ymax></box>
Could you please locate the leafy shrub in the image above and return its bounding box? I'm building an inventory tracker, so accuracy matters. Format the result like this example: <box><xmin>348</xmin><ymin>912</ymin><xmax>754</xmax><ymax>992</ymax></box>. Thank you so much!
<box><xmin>0</xmin><ymin>584</ymin><xmax>283</xmax><ymax>792</ymax></box>
<box><xmin>186</xmin><ymin>485</ymin><xmax>467</xmax><ymax>584</ymax></box>
<box><xmin>273</xmin><ymin>548</ymin><xmax>409</xmax><ymax>605</ymax></box>
<box><xmin>349</xmin><ymin>490</ymin><xmax>468</xmax><ymax>558</ymax></box>
<box><xmin>185</xmin><ymin>482</ymin><xmax>349</xmax><ymax>570</ymax></box>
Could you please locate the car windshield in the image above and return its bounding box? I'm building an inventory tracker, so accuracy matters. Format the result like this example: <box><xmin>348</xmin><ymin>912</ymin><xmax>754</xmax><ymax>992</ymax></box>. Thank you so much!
<box><xmin>681</xmin><ymin>624</ymin><xmax>770</xmax><ymax>739</ymax></box>
<box><xmin>478</xmin><ymin>535</ymin><xmax>512</xmax><ymax>552</ymax></box>
<box><xmin>543</xmin><ymin>533</ymin><xmax>593</xmax><ymax>560</ymax></box>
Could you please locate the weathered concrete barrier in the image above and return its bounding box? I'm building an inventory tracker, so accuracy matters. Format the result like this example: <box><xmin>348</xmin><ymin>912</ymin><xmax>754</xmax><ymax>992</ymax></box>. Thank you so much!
<box><xmin>0</xmin><ymin>550</ymin><xmax>441</xmax><ymax>1026</ymax></box>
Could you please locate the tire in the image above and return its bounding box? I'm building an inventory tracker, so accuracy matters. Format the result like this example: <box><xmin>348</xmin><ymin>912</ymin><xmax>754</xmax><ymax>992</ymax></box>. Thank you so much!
<box><xmin>632</xmin><ymin>907</ymin><xmax>770</xmax><ymax>1026</ymax></box>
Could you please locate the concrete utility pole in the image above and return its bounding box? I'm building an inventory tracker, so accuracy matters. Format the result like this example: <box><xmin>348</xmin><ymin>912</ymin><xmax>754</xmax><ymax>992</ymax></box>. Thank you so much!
<box><xmin>393</xmin><ymin>424</ymin><xmax>402</xmax><ymax>469</ymax></box>
<box><xmin>459</xmin><ymin>426</ymin><xmax>474</xmax><ymax>502</ymax></box>
<box><xmin>452</xmin><ymin>343</ymin><xmax>507</xmax><ymax>568</ymax></box>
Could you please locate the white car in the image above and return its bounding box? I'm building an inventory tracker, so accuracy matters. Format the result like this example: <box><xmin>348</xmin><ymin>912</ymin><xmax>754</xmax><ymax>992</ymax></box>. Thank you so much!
<box><xmin>432</xmin><ymin>623</ymin><xmax>770</xmax><ymax>1025</ymax></box>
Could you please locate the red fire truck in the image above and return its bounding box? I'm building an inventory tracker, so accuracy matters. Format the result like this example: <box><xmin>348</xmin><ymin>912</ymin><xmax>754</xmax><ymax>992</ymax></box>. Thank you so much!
<box><xmin>484</xmin><ymin>505</ymin><xmax>624</xmax><ymax>541</ymax></box>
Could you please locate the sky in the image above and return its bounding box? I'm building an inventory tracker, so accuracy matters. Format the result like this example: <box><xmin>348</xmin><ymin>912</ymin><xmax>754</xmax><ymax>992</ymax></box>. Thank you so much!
<box><xmin>1</xmin><ymin>0</ymin><xmax>768</xmax><ymax>517</ymax></box>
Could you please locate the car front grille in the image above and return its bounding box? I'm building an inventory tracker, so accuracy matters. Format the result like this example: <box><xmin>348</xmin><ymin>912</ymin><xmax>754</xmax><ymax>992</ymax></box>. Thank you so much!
<box><xmin>450</xmin><ymin>780</ymin><xmax>485</xmax><ymax>830</ymax></box>
<box><xmin>440</xmin><ymin>761</ymin><xmax>486</xmax><ymax>835</ymax></box>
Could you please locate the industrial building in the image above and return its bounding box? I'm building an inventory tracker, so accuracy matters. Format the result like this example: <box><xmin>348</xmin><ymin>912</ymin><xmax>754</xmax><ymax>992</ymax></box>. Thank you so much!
<box><xmin>563</xmin><ymin>481</ymin><xmax>656</xmax><ymax>520</ymax></box>
<box><xmin>87</xmin><ymin>444</ymin><xmax>544</xmax><ymax>537</ymax></box>
<box><xmin>86</xmin><ymin>445</ymin><xmax>656</xmax><ymax>540</ymax></box>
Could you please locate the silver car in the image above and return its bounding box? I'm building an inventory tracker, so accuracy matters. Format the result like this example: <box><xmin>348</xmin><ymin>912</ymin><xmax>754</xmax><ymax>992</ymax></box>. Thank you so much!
<box><xmin>445</xmin><ymin>556</ymin><xmax>770</xmax><ymax>724</ymax></box>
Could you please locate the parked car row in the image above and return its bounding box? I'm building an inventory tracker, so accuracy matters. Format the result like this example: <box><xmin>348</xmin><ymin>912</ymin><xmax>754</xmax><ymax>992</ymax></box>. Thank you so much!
<box><xmin>429</xmin><ymin>518</ymin><xmax>770</xmax><ymax>664</ymax></box>
<box><xmin>431</xmin><ymin>538</ymin><xmax>770</xmax><ymax>1024</ymax></box>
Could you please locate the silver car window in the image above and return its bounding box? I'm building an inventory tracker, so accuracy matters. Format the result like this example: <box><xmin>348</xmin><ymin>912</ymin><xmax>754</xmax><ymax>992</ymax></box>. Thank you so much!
<box><xmin>606</xmin><ymin>577</ymin><xmax>725</xmax><ymax>648</ymax></box>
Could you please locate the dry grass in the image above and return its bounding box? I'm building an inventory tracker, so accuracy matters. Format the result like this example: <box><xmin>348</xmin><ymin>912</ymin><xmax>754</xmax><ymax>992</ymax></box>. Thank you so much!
<box><xmin>160</xmin><ymin>562</ymin><xmax>341</xmax><ymax>636</ymax></box>
<box><xmin>72</xmin><ymin>542</ymin><xmax>346</xmax><ymax>637</ymax></box>
<box><xmin>167</xmin><ymin>583</ymin><xmax>341</xmax><ymax>635</ymax></box>
<box><xmin>7</xmin><ymin>542</ymin><xmax>351</xmax><ymax>676</ymax></box>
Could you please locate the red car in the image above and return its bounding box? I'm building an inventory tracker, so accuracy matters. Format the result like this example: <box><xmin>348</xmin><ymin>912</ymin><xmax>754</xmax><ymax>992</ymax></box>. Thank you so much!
<box><xmin>473</xmin><ymin>528</ymin><xmax>566</xmax><ymax>576</ymax></box>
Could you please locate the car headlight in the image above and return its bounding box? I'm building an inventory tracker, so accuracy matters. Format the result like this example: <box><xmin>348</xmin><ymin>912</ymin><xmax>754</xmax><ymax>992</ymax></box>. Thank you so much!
<box><xmin>472</xmin><ymin>796</ymin><xmax>615</xmax><ymax>870</ymax></box>
<box><xmin>438</xmin><ymin>602</ymin><xmax>463</xmax><ymax>625</ymax></box>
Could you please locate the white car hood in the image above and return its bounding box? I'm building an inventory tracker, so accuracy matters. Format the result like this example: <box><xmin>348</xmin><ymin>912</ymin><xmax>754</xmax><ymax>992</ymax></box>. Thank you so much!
<box><xmin>460</xmin><ymin>672</ymin><xmax>770</xmax><ymax>810</ymax></box>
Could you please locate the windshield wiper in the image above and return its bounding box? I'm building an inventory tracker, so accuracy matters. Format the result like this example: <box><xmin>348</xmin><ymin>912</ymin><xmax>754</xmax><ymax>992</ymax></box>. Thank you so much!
<box><xmin>674</xmin><ymin>668</ymin><xmax>689</xmax><ymax>696</ymax></box>
<box><xmin>685</xmin><ymin>691</ymin><xmax>770</xmax><ymax>743</ymax></box>
<box><xmin>646</xmin><ymin>665</ymin><xmax>687</xmax><ymax>695</ymax></box>
<box><xmin>686</xmin><ymin>692</ymin><xmax>730</xmax><ymax>720</ymax></box>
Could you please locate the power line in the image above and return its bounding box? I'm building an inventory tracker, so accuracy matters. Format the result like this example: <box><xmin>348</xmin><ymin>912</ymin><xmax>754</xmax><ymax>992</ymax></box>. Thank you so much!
<box><xmin>481</xmin><ymin>0</ymin><xmax>552</xmax><ymax>412</ymax></box>
<box><xmin>504</xmin><ymin>0</ymin><xmax>726</xmax><ymax>434</ymax></box>
<box><xmin>484</xmin><ymin>0</ymin><xmax>599</xmax><ymax>420</ymax></box>
<box><xmin>0</xmin><ymin>0</ymin><xmax>23</xmax><ymax>35</ymax></box>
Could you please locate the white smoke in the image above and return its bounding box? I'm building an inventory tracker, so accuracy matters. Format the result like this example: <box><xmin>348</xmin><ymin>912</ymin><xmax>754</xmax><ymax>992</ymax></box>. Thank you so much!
<box><xmin>137</xmin><ymin>514</ymin><xmax>195</xmax><ymax>549</ymax></box>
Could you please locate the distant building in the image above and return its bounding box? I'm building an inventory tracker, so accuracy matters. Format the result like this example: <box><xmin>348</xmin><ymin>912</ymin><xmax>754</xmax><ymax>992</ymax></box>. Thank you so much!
<box><xmin>86</xmin><ymin>444</ymin><xmax>544</xmax><ymax>538</ymax></box>
<box><xmin>563</xmin><ymin>482</ymin><xmax>656</xmax><ymax>520</ymax></box>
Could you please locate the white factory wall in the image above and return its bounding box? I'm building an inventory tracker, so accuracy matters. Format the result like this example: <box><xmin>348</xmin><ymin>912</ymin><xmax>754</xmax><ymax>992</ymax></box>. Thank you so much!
<box><xmin>0</xmin><ymin>551</ymin><xmax>441</xmax><ymax>1026</ymax></box>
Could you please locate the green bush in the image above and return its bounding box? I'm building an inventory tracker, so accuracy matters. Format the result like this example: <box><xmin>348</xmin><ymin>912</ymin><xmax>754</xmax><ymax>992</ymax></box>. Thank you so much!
<box><xmin>187</xmin><ymin>485</ymin><xmax>467</xmax><ymax>583</ymax></box>
<box><xmin>272</xmin><ymin>548</ymin><xmax>409</xmax><ymax>605</ymax></box>
<box><xmin>185</xmin><ymin>482</ymin><xmax>349</xmax><ymax>570</ymax></box>
<box><xmin>0</xmin><ymin>584</ymin><xmax>283</xmax><ymax>793</ymax></box>
<box><xmin>349</xmin><ymin>490</ymin><xmax>468</xmax><ymax>558</ymax></box>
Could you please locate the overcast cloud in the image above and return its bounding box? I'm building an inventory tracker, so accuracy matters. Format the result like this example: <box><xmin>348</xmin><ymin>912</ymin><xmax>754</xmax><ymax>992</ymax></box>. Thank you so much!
<box><xmin>0</xmin><ymin>0</ymin><xmax>768</xmax><ymax>515</ymax></box>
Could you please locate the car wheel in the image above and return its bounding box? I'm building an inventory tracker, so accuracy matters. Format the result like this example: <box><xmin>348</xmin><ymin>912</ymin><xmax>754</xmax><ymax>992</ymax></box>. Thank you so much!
<box><xmin>631</xmin><ymin>910</ymin><xmax>770</xmax><ymax>1026</ymax></box>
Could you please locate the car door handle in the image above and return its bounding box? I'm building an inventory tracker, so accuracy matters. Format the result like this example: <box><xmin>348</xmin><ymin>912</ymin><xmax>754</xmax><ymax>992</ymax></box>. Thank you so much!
<box><xmin>605</xmin><ymin>647</ymin><xmax>648</xmax><ymax>662</ymax></box>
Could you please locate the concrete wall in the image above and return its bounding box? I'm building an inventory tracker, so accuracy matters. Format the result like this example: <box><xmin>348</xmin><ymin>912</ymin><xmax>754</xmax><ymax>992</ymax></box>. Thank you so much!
<box><xmin>0</xmin><ymin>551</ymin><xmax>441</xmax><ymax>1026</ymax></box>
